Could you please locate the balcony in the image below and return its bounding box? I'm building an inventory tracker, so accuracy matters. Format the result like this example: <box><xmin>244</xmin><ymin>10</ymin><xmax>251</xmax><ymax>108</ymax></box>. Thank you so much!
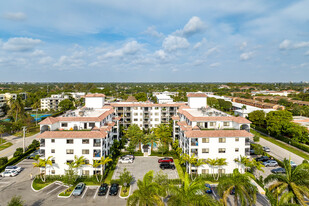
<box><xmin>93</xmin><ymin>139</ymin><xmax>101</xmax><ymax>147</ymax></box>
<box><xmin>40</xmin><ymin>139</ymin><xmax>45</xmax><ymax>147</ymax></box>
<box><xmin>191</xmin><ymin>149</ymin><xmax>198</xmax><ymax>157</ymax></box>
<box><xmin>93</xmin><ymin>150</ymin><xmax>101</xmax><ymax>157</ymax></box>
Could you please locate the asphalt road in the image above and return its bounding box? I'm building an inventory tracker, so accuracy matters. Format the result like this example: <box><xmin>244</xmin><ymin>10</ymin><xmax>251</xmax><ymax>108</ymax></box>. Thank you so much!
<box><xmin>0</xmin><ymin>133</ymin><xmax>38</xmax><ymax>158</ymax></box>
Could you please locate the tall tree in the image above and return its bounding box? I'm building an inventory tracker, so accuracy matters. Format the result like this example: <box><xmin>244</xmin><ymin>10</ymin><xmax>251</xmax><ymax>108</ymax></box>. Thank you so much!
<box><xmin>9</xmin><ymin>97</ymin><xmax>25</xmax><ymax>122</ymax></box>
<box><xmin>32</xmin><ymin>158</ymin><xmax>45</xmax><ymax>182</ymax></box>
<box><xmin>98</xmin><ymin>156</ymin><xmax>112</xmax><ymax>183</ymax></box>
<box><xmin>72</xmin><ymin>155</ymin><xmax>86</xmax><ymax>176</ymax></box>
<box><xmin>218</xmin><ymin>169</ymin><xmax>257</xmax><ymax>206</ymax></box>
<box><xmin>0</xmin><ymin>124</ymin><xmax>6</xmax><ymax>144</ymax></box>
<box><xmin>248</xmin><ymin>110</ymin><xmax>266</xmax><ymax>127</ymax></box>
<box><xmin>206</xmin><ymin>158</ymin><xmax>218</xmax><ymax>178</ymax></box>
<box><xmin>124</xmin><ymin>124</ymin><xmax>143</xmax><ymax>150</ymax></box>
<box><xmin>145</xmin><ymin>132</ymin><xmax>159</xmax><ymax>151</ymax></box>
<box><xmin>264</xmin><ymin>159</ymin><xmax>309</xmax><ymax>205</ymax></box>
<box><xmin>216</xmin><ymin>158</ymin><xmax>228</xmax><ymax>179</ymax></box>
<box><xmin>127</xmin><ymin>170</ymin><xmax>164</xmax><ymax>206</ymax></box>
<box><xmin>155</xmin><ymin>124</ymin><xmax>172</xmax><ymax>149</ymax></box>
<box><xmin>168</xmin><ymin>173</ymin><xmax>219</xmax><ymax>206</ymax></box>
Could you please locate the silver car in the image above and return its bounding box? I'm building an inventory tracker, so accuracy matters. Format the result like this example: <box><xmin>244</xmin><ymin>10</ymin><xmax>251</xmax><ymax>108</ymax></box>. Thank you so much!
<box><xmin>263</xmin><ymin>147</ymin><xmax>270</xmax><ymax>152</ymax></box>
<box><xmin>72</xmin><ymin>183</ymin><xmax>85</xmax><ymax>196</ymax></box>
<box><xmin>263</xmin><ymin>160</ymin><xmax>278</xmax><ymax>167</ymax></box>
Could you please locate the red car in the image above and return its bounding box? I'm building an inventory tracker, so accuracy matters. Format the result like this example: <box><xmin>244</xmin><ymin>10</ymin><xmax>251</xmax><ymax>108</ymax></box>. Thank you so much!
<box><xmin>158</xmin><ymin>157</ymin><xmax>173</xmax><ymax>163</ymax></box>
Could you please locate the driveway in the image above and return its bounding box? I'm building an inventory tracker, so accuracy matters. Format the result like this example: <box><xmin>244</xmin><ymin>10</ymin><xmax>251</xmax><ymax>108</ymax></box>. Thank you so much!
<box><xmin>113</xmin><ymin>156</ymin><xmax>179</xmax><ymax>191</ymax></box>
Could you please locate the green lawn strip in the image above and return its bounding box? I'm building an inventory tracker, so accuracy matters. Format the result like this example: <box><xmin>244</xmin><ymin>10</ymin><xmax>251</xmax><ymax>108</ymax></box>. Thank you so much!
<box><xmin>32</xmin><ymin>178</ymin><xmax>55</xmax><ymax>190</ymax></box>
<box><xmin>0</xmin><ymin>142</ymin><xmax>13</xmax><ymax>151</ymax></box>
<box><xmin>83</xmin><ymin>181</ymin><xmax>100</xmax><ymax>186</ymax></box>
<box><xmin>59</xmin><ymin>185</ymin><xmax>75</xmax><ymax>196</ymax></box>
<box><xmin>251</xmin><ymin>129</ymin><xmax>309</xmax><ymax>160</ymax></box>
<box><xmin>0</xmin><ymin>138</ymin><xmax>7</xmax><ymax>145</ymax></box>
<box><xmin>13</xmin><ymin>127</ymin><xmax>40</xmax><ymax>137</ymax></box>
<box><xmin>174</xmin><ymin>159</ymin><xmax>185</xmax><ymax>181</ymax></box>
<box><xmin>120</xmin><ymin>186</ymin><xmax>130</xmax><ymax>197</ymax></box>
<box><xmin>104</xmin><ymin>157</ymin><xmax>119</xmax><ymax>184</ymax></box>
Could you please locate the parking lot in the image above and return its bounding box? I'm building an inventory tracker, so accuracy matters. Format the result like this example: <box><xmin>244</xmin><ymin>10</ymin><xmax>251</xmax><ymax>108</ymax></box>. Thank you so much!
<box><xmin>113</xmin><ymin>156</ymin><xmax>179</xmax><ymax>190</ymax></box>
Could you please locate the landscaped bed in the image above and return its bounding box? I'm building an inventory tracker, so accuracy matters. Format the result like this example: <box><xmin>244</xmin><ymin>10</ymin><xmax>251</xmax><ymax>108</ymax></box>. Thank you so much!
<box><xmin>59</xmin><ymin>186</ymin><xmax>74</xmax><ymax>196</ymax></box>
<box><xmin>0</xmin><ymin>142</ymin><xmax>12</xmax><ymax>151</ymax></box>
<box><xmin>174</xmin><ymin>159</ymin><xmax>185</xmax><ymax>181</ymax></box>
<box><xmin>32</xmin><ymin>177</ymin><xmax>55</xmax><ymax>191</ymax></box>
<box><xmin>120</xmin><ymin>186</ymin><xmax>130</xmax><ymax>197</ymax></box>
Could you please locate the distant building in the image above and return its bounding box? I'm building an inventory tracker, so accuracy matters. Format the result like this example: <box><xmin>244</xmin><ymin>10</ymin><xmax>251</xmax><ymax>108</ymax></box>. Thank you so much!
<box><xmin>152</xmin><ymin>91</ymin><xmax>179</xmax><ymax>96</ymax></box>
<box><xmin>156</xmin><ymin>93</ymin><xmax>174</xmax><ymax>104</ymax></box>
<box><xmin>293</xmin><ymin>116</ymin><xmax>309</xmax><ymax>131</ymax></box>
<box><xmin>218</xmin><ymin>85</ymin><xmax>230</xmax><ymax>89</ymax></box>
<box><xmin>251</xmin><ymin>90</ymin><xmax>299</xmax><ymax>96</ymax></box>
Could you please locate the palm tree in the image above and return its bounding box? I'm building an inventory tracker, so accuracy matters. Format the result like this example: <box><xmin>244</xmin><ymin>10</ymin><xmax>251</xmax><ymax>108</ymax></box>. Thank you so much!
<box><xmin>168</xmin><ymin>173</ymin><xmax>219</xmax><ymax>206</ymax></box>
<box><xmin>72</xmin><ymin>155</ymin><xmax>86</xmax><ymax>176</ymax></box>
<box><xmin>145</xmin><ymin>133</ymin><xmax>159</xmax><ymax>151</ymax></box>
<box><xmin>0</xmin><ymin>125</ymin><xmax>6</xmax><ymax>144</ymax></box>
<box><xmin>206</xmin><ymin>158</ymin><xmax>218</xmax><ymax>178</ymax></box>
<box><xmin>9</xmin><ymin>97</ymin><xmax>25</xmax><ymax>122</ymax></box>
<box><xmin>218</xmin><ymin>168</ymin><xmax>257</xmax><ymax>206</ymax></box>
<box><xmin>90</xmin><ymin>160</ymin><xmax>101</xmax><ymax>182</ymax></box>
<box><xmin>216</xmin><ymin>158</ymin><xmax>228</xmax><ymax>180</ymax></box>
<box><xmin>127</xmin><ymin>170</ymin><xmax>164</xmax><ymax>206</ymax></box>
<box><xmin>41</xmin><ymin>156</ymin><xmax>53</xmax><ymax>181</ymax></box>
<box><xmin>124</xmin><ymin>124</ymin><xmax>143</xmax><ymax>150</ymax></box>
<box><xmin>98</xmin><ymin>156</ymin><xmax>112</xmax><ymax>183</ymax></box>
<box><xmin>264</xmin><ymin>159</ymin><xmax>309</xmax><ymax>205</ymax></box>
<box><xmin>32</xmin><ymin>158</ymin><xmax>45</xmax><ymax>181</ymax></box>
<box><xmin>154</xmin><ymin>124</ymin><xmax>172</xmax><ymax>149</ymax></box>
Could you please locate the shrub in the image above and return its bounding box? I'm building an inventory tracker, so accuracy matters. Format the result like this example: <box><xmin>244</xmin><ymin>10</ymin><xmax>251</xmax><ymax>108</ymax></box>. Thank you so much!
<box><xmin>0</xmin><ymin>157</ymin><xmax>8</xmax><ymax>166</ymax></box>
<box><xmin>13</xmin><ymin>148</ymin><xmax>24</xmax><ymax>158</ymax></box>
<box><xmin>253</xmin><ymin>135</ymin><xmax>260</xmax><ymax>142</ymax></box>
<box><xmin>110</xmin><ymin>179</ymin><xmax>121</xmax><ymax>185</ymax></box>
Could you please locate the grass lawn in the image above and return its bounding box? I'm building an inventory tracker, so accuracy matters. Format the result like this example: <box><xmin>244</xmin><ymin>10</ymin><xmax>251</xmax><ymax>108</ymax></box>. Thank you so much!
<box><xmin>0</xmin><ymin>138</ymin><xmax>7</xmax><ymax>144</ymax></box>
<box><xmin>0</xmin><ymin>142</ymin><xmax>13</xmax><ymax>151</ymax></box>
<box><xmin>104</xmin><ymin>157</ymin><xmax>119</xmax><ymax>184</ymax></box>
<box><xmin>251</xmin><ymin>129</ymin><xmax>309</xmax><ymax>160</ymax></box>
<box><xmin>59</xmin><ymin>186</ymin><xmax>75</xmax><ymax>196</ymax></box>
<box><xmin>32</xmin><ymin>178</ymin><xmax>54</xmax><ymax>190</ymax></box>
<box><xmin>174</xmin><ymin>159</ymin><xmax>185</xmax><ymax>181</ymax></box>
<box><xmin>13</xmin><ymin>127</ymin><xmax>40</xmax><ymax>137</ymax></box>
<box><xmin>120</xmin><ymin>186</ymin><xmax>130</xmax><ymax>197</ymax></box>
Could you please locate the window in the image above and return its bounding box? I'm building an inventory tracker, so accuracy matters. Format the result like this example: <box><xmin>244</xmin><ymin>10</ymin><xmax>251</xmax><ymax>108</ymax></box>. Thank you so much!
<box><xmin>155</xmin><ymin>107</ymin><xmax>159</xmax><ymax>110</ymax></box>
<box><xmin>84</xmin><ymin>159</ymin><xmax>89</xmax><ymax>164</ymax></box>
<box><xmin>209</xmin><ymin>122</ymin><xmax>214</xmax><ymax>126</ymax></box>
<box><xmin>235</xmin><ymin>137</ymin><xmax>239</xmax><ymax>142</ymax></box>
<box><xmin>51</xmin><ymin>139</ymin><xmax>55</xmax><ymax>143</ymax></box>
<box><xmin>82</xmin><ymin>170</ymin><xmax>89</xmax><ymax>175</ymax></box>
<box><xmin>219</xmin><ymin>138</ymin><xmax>226</xmax><ymax>143</ymax></box>
<box><xmin>223</xmin><ymin>122</ymin><xmax>230</xmax><ymax>126</ymax></box>
<box><xmin>140</xmin><ymin>113</ymin><xmax>143</xmax><ymax>116</ymax></box>
<box><xmin>134</xmin><ymin>113</ymin><xmax>138</xmax><ymax>116</ymax></box>
<box><xmin>202</xmin><ymin>148</ymin><xmax>209</xmax><ymax>153</ymax></box>
<box><xmin>66</xmin><ymin>149</ymin><xmax>74</xmax><ymax>154</ymax></box>
<box><xmin>82</xmin><ymin>139</ymin><xmax>89</xmax><ymax>144</ymax></box>
<box><xmin>133</xmin><ymin>107</ymin><xmax>138</xmax><ymax>110</ymax></box>
<box><xmin>51</xmin><ymin>149</ymin><xmax>55</xmax><ymax>153</ymax></box>
<box><xmin>66</xmin><ymin>160</ymin><xmax>73</xmax><ymax>164</ymax></box>
<box><xmin>235</xmin><ymin>148</ymin><xmax>239</xmax><ymax>152</ymax></box>
<box><xmin>52</xmin><ymin>159</ymin><xmax>55</xmax><ymax>164</ymax></box>
<box><xmin>82</xmin><ymin>149</ymin><xmax>89</xmax><ymax>154</ymax></box>
<box><xmin>89</xmin><ymin>123</ymin><xmax>95</xmax><ymax>128</ymax></box>
<box><xmin>218</xmin><ymin>148</ymin><xmax>226</xmax><ymax>153</ymax></box>
<box><xmin>202</xmin><ymin>138</ymin><xmax>209</xmax><ymax>143</ymax></box>
<box><xmin>61</xmin><ymin>123</ymin><xmax>68</xmax><ymax>127</ymax></box>
<box><xmin>51</xmin><ymin>170</ymin><xmax>55</xmax><ymax>174</ymax></box>
<box><xmin>155</xmin><ymin>113</ymin><xmax>159</xmax><ymax>116</ymax></box>
<box><xmin>218</xmin><ymin>169</ymin><xmax>225</xmax><ymax>174</ymax></box>
<box><xmin>134</xmin><ymin>118</ymin><xmax>138</xmax><ymax>121</ymax></box>
<box><xmin>67</xmin><ymin>139</ymin><xmax>73</xmax><ymax>144</ymax></box>
<box><xmin>140</xmin><ymin>119</ymin><xmax>142</xmax><ymax>121</ymax></box>
<box><xmin>202</xmin><ymin>169</ymin><xmax>209</xmax><ymax>174</ymax></box>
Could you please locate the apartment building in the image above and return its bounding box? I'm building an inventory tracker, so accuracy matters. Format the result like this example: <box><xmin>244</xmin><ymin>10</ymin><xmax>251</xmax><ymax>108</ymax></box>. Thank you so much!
<box><xmin>37</xmin><ymin>94</ymin><xmax>120</xmax><ymax>175</ymax></box>
<box><xmin>173</xmin><ymin>93</ymin><xmax>253</xmax><ymax>175</ymax></box>
<box><xmin>40</xmin><ymin>96</ymin><xmax>67</xmax><ymax>111</ymax></box>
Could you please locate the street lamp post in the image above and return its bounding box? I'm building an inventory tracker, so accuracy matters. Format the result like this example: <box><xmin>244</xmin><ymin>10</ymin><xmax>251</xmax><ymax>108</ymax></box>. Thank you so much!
<box><xmin>22</xmin><ymin>126</ymin><xmax>27</xmax><ymax>153</ymax></box>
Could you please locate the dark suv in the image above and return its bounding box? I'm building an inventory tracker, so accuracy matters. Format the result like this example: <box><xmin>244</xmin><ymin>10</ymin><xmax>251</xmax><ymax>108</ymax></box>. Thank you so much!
<box><xmin>160</xmin><ymin>162</ymin><xmax>175</xmax><ymax>170</ymax></box>
<box><xmin>255</xmin><ymin>156</ymin><xmax>270</xmax><ymax>162</ymax></box>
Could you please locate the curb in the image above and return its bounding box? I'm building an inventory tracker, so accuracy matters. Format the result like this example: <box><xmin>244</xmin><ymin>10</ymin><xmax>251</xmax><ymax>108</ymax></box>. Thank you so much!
<box><xmin>57</xmin><ymin>186</ymin><xmax>72</xmax><ymax>199</ymax></box>
<box><xmin>31</xmin><ymin>178</ymin><xmax>61</xmax><ymax>193</ymax></box>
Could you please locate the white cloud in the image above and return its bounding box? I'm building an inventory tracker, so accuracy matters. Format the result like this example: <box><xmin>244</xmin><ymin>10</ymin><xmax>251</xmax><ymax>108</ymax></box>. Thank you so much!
<box><xmin>154</xmin><ymin>49</ymin><xmax>167</xmax><ymax>60</ymax></box>
<box><xmin>305</xmin><ymin>50</ymin><xmax>309</xmax><ymax>56</ymax></box>
<box><xmin>143</xmin><ymin>26</ymin><xmax>164</xmax><ymax>38</ymax></box>
<box><xmin>53</xmin><ymin>55</ymin><xmax>85</xmax><ymax>69</ymax></box>
<box><xmin>182</xmin><ymin>16</ymin><xmax>205</xmax><ymax>37</ymax></box>
<box><xmin>2</xmin><ymin>12</ymin><xmax>27</xmax><ymax>21</ymax></box>
<box><xmin>162</xmin><ymin>35</ymin><xmax>190</xmax><ymax>51</ymax></box>
<box><xmin>205</xmin><ymin>47</ymin><xmax>219</xmax><ymax>56</ymax></box>
<box><xmin>240</xmin><ymin>51</ymin><xmax>254</xmax><ymax>60</ymax></box>
<box><xmin>104</xmin><ymin>41</ymin><xmax>142</xmax><ymax>58</ymax></box>
<box><xmin>279</xmin><ymin>39</ymin><xmax>291</xmax><ymax>50</ymax></box>
<box><xmin>209</xmin><ymin>62</ymin><xmax>221</xmax><ymax>67</ymax></box>
<box><xmin>193</xmin><ymin>38</ymin><xmax>207</xmax><ymax>49</ymax></box>
<box><xmin>240</xmin><ymin>42</ymin><xmax>247</xmax><ymax>50</ymax></box>
<box><xmin>294</xmin><ymin>41</ymin><xmax>309</xmax><ymax>48</ymax></box>
<box><xmin>38</xmin><ymin>56</ymin><xmax>53</xmax><ymax>64</ymax></box>
<box><xmin>2</xmin><ymin>37</ymin><xmax>42</xmax><ymax>52</ymax></box>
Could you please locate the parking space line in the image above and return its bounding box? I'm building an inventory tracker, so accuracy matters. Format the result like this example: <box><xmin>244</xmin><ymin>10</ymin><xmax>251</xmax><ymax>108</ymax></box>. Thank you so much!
<box><xmin>105</xmin><ymin>191</ymin><xmax>109</xmax><ymax>199</ymax></box>
<box><xmin>94</xmin><ymin>187</ymin><xmax>99</xmax><ymax>199</ymax></box>
<box><xmin>47</xmin><ymin>185</ymin><xmax>61</xmax><ymax>194</ymax></box>
<box><xmin>81</xmin><ymin>187</ymin><xmax>88</xmax><ymax>199</ymax></box>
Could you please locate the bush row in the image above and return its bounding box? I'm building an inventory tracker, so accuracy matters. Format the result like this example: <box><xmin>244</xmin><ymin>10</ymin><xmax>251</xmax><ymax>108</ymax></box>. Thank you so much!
<box><xmin>0</xmin><ymin>148</ymin><xmax>35</xmax><ymax>172</ymax></box>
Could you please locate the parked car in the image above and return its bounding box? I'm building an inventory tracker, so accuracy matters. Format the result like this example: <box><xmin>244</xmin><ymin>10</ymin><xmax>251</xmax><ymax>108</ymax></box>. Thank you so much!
<box><xmin>263</xmin><ymin>160</ymin><xmax>278</xmax><ymax>167</ymax></box>
<box><xmin>109</xmin><ymin>183</ymin><xmax>119</xmax><ymax>196</ymax></box>
<box><xmin>290</xmin><ymin>161</ymin><xmax>297</xmax><ymax>167</ymax></box>
<box><xmin>271</xmin><ymin>168</ymin><xmax>286</xmax><ymax>174</ymax></box>
<box><xmin>249</xmin><ymin>149</ymin><xmax>255</xmax><ymax>155</ymax></box>
<box><xmin>0</xmin><ymin>170</ymin><xmax>18</xmax><ymax>177</ymax></box>
<box><xmin>263</xmin><ymin>147</ymin><xmax>270</xmax><ymax>152</ymax></box>
<box><xmin>119</xmin><ymin>157</ymin><xmax>134</xmax><ymax>164</ymax></box>
<box><xmin>5</xmin><ymin>165</ymin><xmax>22</xmax><ymax>173</ymax></box>
<box><xmin>72</xmin><ymin>183</ymin><xmax>86</xmax><ymax>196</ymax></box>
<box><xmin>255</xmin><ymin>156</ymin><xmax>270</xmax><ymax>162</ymax></box>
<box><xmin>159</xmin><ymin>162</ymin><xmax>176</xmax><ymax>170</ymax></box>
<box><xmin>121</xmin><ymin>155</ymin><xmax>135</xmax><ymax>160</ymax></box>
<box><xmin>98</xmin><ymin>183</ymin><xmax>109</xmax><ymax>196</ymax></box>
<box><xmin>205</xmin><ymin>184</ymin><xmax>212</xmax><ymax>194</ymax></box>
<box><xmin>230</xmin><ymin>187</ymin><xmax>235</xmax><ymax>195</ymax></box>
<box><xmin>158</xmin><ymin>157</ymin><xmax>173</xmax><ymax>163</ymax></box>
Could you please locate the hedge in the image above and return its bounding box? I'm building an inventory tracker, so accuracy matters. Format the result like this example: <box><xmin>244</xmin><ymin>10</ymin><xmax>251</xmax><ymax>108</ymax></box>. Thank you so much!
<box><xmin>0</xmin><ymin>148</ymin><xmax>35</xmax><ymax>172</ymax></box>
<box><xmin>121</xmin><ymin>151</ymin><xmax>144</xmax><ymax>156</ymax></box>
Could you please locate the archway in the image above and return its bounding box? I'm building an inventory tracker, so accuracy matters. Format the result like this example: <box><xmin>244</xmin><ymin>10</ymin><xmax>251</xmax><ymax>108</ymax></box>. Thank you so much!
<box><xmin>40</xmin><ymin>125</ymin><xmax>50</xmax><ymax>133</ymax></box>
<box><xmin>240</xmin><ymin>124</ymin><xmax>250</xmax><ymax>132</ymax></box>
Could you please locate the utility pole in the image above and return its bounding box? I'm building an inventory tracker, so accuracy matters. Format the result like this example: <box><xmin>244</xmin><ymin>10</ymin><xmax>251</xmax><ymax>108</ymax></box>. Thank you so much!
<box><xmin>22</xmin><ymin>126</ymin><xmax>27</xmax><ymax>153</ymax></box>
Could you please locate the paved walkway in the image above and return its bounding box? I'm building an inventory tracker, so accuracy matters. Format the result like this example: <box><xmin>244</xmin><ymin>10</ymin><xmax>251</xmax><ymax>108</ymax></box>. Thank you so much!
<box><xmin>0</xmin><ymin>133</ymin><xmax>38</xmax><ymax>158</ymax></box>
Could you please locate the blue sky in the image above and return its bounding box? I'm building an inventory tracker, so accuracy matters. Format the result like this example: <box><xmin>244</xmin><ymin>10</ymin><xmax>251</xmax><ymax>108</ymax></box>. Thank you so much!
<box><xmin>0</xmin><ymin>0</ymin><xmax>308</xmax><ymax>82</ymax></box>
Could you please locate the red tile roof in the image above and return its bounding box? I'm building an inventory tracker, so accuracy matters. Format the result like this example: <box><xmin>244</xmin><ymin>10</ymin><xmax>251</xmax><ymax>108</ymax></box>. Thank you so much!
<box><xmin>110</xmin><ymin>103</ymin><xmax>186</xmax><ymax>107</ymax></box>
<box><xmin>172</xmin><ymin>116</ymin><xmax>180</xmax><ymax>120</ymax></box>
<box><xmin>37</xmin><ymin>130</ymin><xmax>108</xmax><ymax>139</ymax></box>
<box><xmin>185</xmin><ymin>130</ymin><xmax>254</xmax><ymax>138</ymax></box>
<box><xmin>187</xmin><ymin>93</ymin><xmax>208</xmax><ymax>97</ymax></box>
<box><xmin>84</xmin><ymin>93</ymin><xmax>106</xmax><ymax>97</ymax></box>
<box><xmin>39</xmin><ymin>117</ymin><xmax>59</xmax><ymax>125</ymax></box>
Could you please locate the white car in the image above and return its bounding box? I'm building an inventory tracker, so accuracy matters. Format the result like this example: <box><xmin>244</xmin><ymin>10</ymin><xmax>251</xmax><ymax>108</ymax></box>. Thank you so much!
<box><xmin>263</xmin><ymin>160</ymin><xmax>278</xmax><ymax>167</ymax></box>
<box><xmin>5</xmin><ymin>165</ymin><xmax>22</xmax><ymax>173</ymax></box>
<box><xmin>0</xmin><ymin>170</ymin><xmax>18</xmax><ymax>177</ymax></box>
<box><xmin>290</xmin><ymin>161</ymin><xmax>297</xmax><ymax>167</ymax></box>
<box><xmin>119</xmin><ymin>157</ymin><xmax>133</xmax><ymax>164</ymax></box>
<box><xmin>263</xmin><ymin>147</ymin><xmax>270</xmax><ymax>152</ymax></box>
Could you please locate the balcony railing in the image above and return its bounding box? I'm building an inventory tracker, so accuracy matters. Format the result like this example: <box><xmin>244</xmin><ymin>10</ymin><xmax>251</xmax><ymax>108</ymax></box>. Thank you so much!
<box><xmin>245</xmin><ymin>141</ymin><xmax>250</xmax><ymax>145</ymax></box>
<box><xmin>40</xmin><ymin>143</ymin><xmax>45</xmax><ymax>147</ymax></box>
<box><xmin>93</xmin><ymin>143</ymin><xmax>101</xmax><ymax>147</ymax></box>
<box><xmin>191</xmin><ymin>142</ymin><xmax>198</xmax><ymax>146</ymax></box>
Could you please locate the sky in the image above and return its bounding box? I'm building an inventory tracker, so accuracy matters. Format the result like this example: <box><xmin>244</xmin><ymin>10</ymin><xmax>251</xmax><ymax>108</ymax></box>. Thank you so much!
<box><xmin>0</xmin><ymin>0</ymin><xmax>309</xmax><ymax>82</ymax></box>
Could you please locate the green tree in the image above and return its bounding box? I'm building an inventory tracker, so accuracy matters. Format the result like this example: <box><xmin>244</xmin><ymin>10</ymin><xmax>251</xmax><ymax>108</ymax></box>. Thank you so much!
<box><xmin>266</xmin><ymin>110</ymin><xmax>293</xmax><ymax>137</ymax></box>
<box><xmin>72</xmin><ymin>155</ymin><xmax>86</xmax><ymax>176</ymax></box>
<box><xmin>206</xmin><ymin>158</ymin><xmax>218</xmax><ymax>178</ymax></box>
<box><xmin>32</xmin><ymin>158</ymin><xmax>46</xmax><ymax>182</ymax></box>
<box><xmin>0</xmin><ymin>124</ymin><xmax>6</xmax><ymax>144</ymax></box>
<box><xmin>7</xmin><ymin>195</ymin><xmax>24</xmax><ymax>206</ymax></box>
<box><xmin>58</xmin><ymin>99</ymin><xmax>75</xmax><ymax>111</ymax></box>
<box><xmin>264</xmin><ymin>159</ymin><xmax>309</xmax><ymax>205</ymax></box>
<box><xmin>127</xmin><ymin>170</ymin><xmax>164</xmax><ymax>206</ymax></box>
<box><xmin>119</xmin><ymin>168</ymin><xmax>134</xmax><ymax>193</ymax></box>
<box><xmin>248</xmin><ymin>110</ymin><xmax>266</xmax><ymax>127</ymax></box>
<box><xmin>134</xmin><ymin>92</ymin><xmax>148</xmax><ymax>101</ymax></box>
<box><xmin>41</xmin><ymin>156</ymin><xmax>53</xmax><ymax>181</ymax></box>
<box><xmin>9</xmin><ymin>96</ymin><xmax>26</xmax><ymax>122</ymax></box>
<box><xmin>168</xmin><ymin>173</ymin><xmax>219</xmax><ymax>206</ymax></box>
<box><xmin>124</xmin><ymin>124</ymin><xmax>143</xmax><ymax>150</ymax></box>
<box><xmin>155</xmin><ymin>124</ymin><xmax>172</xmax><ymax>149</ymax></box>
<box><xmin>97</xmin><ymin>156</ymin><xmax>112</xmax><ymax>183</ymax></box>
<box><xmin>13</xmin><ymin>148</ymin><xmax>23</xmax><ymax>158</ymax></box>
<box><xmin>145</xmin><ymin>133</ymin><xmax>159</xmax><ymax>151</ymax></box>
<box><xmin>216</xmin><ymin>158</ymin><xmax>228</xmax><ymax>179</ymax></box>
<box><xmin>218</xmin><ymin>169</ymin><xmax>257</xmax><ymax>206</ymax></box>
<box><xmin>90</xmin><ymin>160</ymin><xmax>101</xmax><ymax>182</ymax></box>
